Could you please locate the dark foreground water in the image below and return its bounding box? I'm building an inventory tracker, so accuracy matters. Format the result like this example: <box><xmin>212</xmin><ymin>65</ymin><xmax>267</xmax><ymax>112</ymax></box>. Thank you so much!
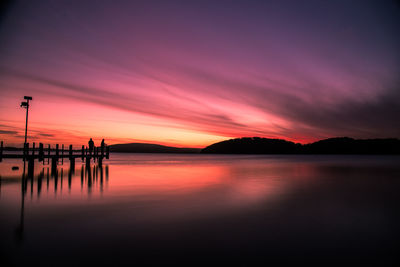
<box><xmin>1</xmin><ymin>154</ymin><xmax>399</xmax><ymax>266</ymax></box>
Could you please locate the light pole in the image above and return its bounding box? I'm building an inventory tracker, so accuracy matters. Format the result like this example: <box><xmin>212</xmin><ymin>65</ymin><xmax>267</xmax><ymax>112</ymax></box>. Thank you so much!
<box><xmin>19</xmin><ymin>96</ymin><xmax>32</xmax><ymax>242</ymax></box>
<box><xmin>20</xmin><ymin>96</ymin><xmax>33</xmax><ymax>145</ymax></box>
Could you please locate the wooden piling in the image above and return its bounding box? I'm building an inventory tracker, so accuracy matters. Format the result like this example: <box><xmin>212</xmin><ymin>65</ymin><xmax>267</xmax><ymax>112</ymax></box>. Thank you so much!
<box><xmin>69</xmin><ymin>145</ymin><xmax>73</xmax><ymax>158</ymax></box>
<box><xmin>1</xmin><ymin>140</ymin><xmax>109</xmax><ymax>165</ymax></box>
<box><xmin>56</xmin><ymin>144</ymin><xmax>59</xmax><ymax>158</ymax></box>
<box><xmin>48</xmin><ymin>144</ymin><xmax>51</xmax><ymax>164</ymax></box>
<box><xmin>106</xmin><ymin>146</ymin><xmax>109</xmax><ymax>159</ymax></box>
<box><xmin>39</xmin><ymin>143</ymin><xmax>44</xmax><ymax>162</ymax></box>
<box><xmin>0</xmin><ymin>140</ymin><xmax>3</xmax><ymax>162</ymax></box>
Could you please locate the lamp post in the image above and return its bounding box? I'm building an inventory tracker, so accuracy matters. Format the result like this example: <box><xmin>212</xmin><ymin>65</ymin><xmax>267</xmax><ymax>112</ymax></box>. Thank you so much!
<box><xmin>20</xmin><ymin>96</ymin><xmax>32</xmax><ymax>145</ymax></box>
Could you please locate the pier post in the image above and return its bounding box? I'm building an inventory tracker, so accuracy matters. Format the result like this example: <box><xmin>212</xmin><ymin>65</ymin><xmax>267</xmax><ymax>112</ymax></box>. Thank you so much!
<box><xmin>0</xmin><ymin>140</ymin><xmax>3</xmax><ymax>162</ymax></box>
<box><xmin>106</xmin><ymin>146</ymin><xmax>109</xmax><ymax>159</ymax></box>
<box><xmin>69</xmin><ymin>145</ymin><xmax>73</xmax><ymax>158</ymax></box>
<box><xmin>98</xmin><ymin>157</ymin><xmax>102</xmax><ymax>167</ymax></box>
<box><xmin>39</xmin><ymin>143</ymin><xmax>44</xmax><ymax>162</ymax></box>
<box><xmin>81</xmin><ymin>145</ymin><xmax>85</xmax><ymax>161</ymax></box>
<box><xmin>32</xmin><ymin>142</ymin><xmax>35</xmax><ymax>156</ymax></box>
<box><xmin>61</xmin><ymin>144</ymin><xmax>64</xmax><ymax>165</ymax></box>
<box><xmin>48</xmin><ymin>144</ymin><xmax>51</xmax><ymax>164</ymax></box>
<box><xmin>56</xmin><ymin>144</ymin><xmax>59</xmax><ymax>159</ymax></box>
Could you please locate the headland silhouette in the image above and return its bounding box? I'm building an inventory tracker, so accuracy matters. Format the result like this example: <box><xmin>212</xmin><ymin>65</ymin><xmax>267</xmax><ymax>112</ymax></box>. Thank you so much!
<box><xmin>201</xmin><ymin>137</ymin><xmax>400</xmax><ymax>154</ymax></box>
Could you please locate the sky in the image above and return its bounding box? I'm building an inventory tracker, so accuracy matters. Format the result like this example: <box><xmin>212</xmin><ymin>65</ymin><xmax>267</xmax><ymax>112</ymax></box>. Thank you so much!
<box><xmin>0</xmin><ymin>0</ymin><xmax>399</xmax><ymax>148</ymax></box>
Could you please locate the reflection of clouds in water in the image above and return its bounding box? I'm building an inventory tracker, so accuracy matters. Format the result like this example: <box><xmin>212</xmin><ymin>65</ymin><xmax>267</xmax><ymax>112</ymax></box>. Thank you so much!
<box><xmin>0</xmin><ymin>158</ymin><xmax>25</xmax><ymax>177</ymax></box>
<box><xmin>1</xmin><ymin>154</ymin><xmax>399</xmax><ymax>267</ymax></box>
<box><xmin>225</xmin><ymin>163</ymin><xmax>318</xmax><ymax>208</ymax></box>
<box><xmin>0</xmin><ymin>155</ymin><xmax>316</xmax><ymax>218</ymax></box>
<box><xmin>227</xmin><ymin>175</ymin><xmax>286</xmax><ymax>205</ymax></box>
<box><xmin>107</xmin><ymin>164</ymin><xmax>227</xmax><ymax>195</ymax></box>
<box><xmin>3</xmin><ymin>154</ymin><xmax>396</xmax><ymax>227</ymax></box>
<box><xmin>94</xmin><ymin>161</ymin><xmax>306</xmax><ymax>223</ymax></box>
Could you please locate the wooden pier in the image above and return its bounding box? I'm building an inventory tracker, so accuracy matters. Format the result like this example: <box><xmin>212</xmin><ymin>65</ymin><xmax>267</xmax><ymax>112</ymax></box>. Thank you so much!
<box><xmin>0</xmin><ymin>141</ymin><xmax>110</xmax><ymax>174</ymax></box>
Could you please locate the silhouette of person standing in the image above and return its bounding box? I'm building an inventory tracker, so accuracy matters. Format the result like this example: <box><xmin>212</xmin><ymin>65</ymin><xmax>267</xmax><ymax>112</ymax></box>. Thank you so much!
<box><xmin>88</xmin><ymin>138</ymin><xmax>94</xmax><ymax>155</ymax></box>
<box><xmin>101</xmin><ymin>139</ymin><xmax>105</xmax><ymax>156</ymax></box>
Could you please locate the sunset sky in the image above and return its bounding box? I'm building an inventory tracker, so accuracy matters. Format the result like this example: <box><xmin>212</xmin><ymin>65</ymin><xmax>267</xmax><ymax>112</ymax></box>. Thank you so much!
<box><xmin>0</xmin><ymin>0</ymin><xmax>399</xmax><ymax>148</ymax></box>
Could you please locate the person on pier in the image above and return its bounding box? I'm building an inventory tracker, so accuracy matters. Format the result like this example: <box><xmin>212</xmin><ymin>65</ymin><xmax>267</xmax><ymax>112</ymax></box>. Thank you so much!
<box><xmin>88</xmin><ymin>138</ymin><xmax>94</xmax><ymax>155</ymax></box>
<box><xmin>100</xmin><ymin>139</ymin><xmax>106</xmax><ymax>157</ymax></box>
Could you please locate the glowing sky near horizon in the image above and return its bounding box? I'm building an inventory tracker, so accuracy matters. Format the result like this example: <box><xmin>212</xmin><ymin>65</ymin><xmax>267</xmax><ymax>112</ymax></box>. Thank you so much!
<box><xmin>0</xmin><ymin>0</ymin><xmax>399</xmax><ymax>147</ymax></box>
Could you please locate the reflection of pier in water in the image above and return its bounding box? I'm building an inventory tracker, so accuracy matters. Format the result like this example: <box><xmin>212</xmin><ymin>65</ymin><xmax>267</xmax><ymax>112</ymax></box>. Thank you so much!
<box><xmin>21</xmin><ymin>164</ymin><xmax>109</xmax><ymax>196</ymax></box>
<box><xmin>16</xmin><ymin>162</ymin><xmax>109</xmax><ymax>243</ymax></box>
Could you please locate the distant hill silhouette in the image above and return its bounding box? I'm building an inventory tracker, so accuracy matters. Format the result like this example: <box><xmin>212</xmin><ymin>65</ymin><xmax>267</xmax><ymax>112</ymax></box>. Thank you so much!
<box><xmin>202</xmin><ymin>137</ymin><xmax>301</xmax><ymax>154</ymax></box>
<box><xmin>201</xmin><ymin>137</ymin><xmax>400</xmax><ymax>154</ymax></box>
<box><xmin>303</xmin><ymin>137</ymin><xmax>400</xmax><ymax>154</ymax></box>
<box><xmin>109</xmin><ymin>143</ymin><xmax>201</xmax><ymax>153</ymax></box>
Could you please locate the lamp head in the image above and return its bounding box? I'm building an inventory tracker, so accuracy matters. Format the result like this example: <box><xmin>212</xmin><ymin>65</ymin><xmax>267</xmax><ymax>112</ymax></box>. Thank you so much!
<box><xmin>24</xmin><ymin>96</ymin><xmax>32</xmax><ymax>100</ymax></box>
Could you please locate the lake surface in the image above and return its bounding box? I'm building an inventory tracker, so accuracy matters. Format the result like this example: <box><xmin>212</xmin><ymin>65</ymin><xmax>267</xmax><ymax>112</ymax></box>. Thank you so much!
<box><xmin>1</xmin><ymin>154</ymin><xmax>399</xmax><ymax>266</ymax></box>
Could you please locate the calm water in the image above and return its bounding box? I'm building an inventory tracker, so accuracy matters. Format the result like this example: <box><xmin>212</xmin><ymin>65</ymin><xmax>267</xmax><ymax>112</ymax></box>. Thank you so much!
<box><xmin>1</xmin><ymin>154</ymin><xmax>399</xmax><ymax>266</ymax></box>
